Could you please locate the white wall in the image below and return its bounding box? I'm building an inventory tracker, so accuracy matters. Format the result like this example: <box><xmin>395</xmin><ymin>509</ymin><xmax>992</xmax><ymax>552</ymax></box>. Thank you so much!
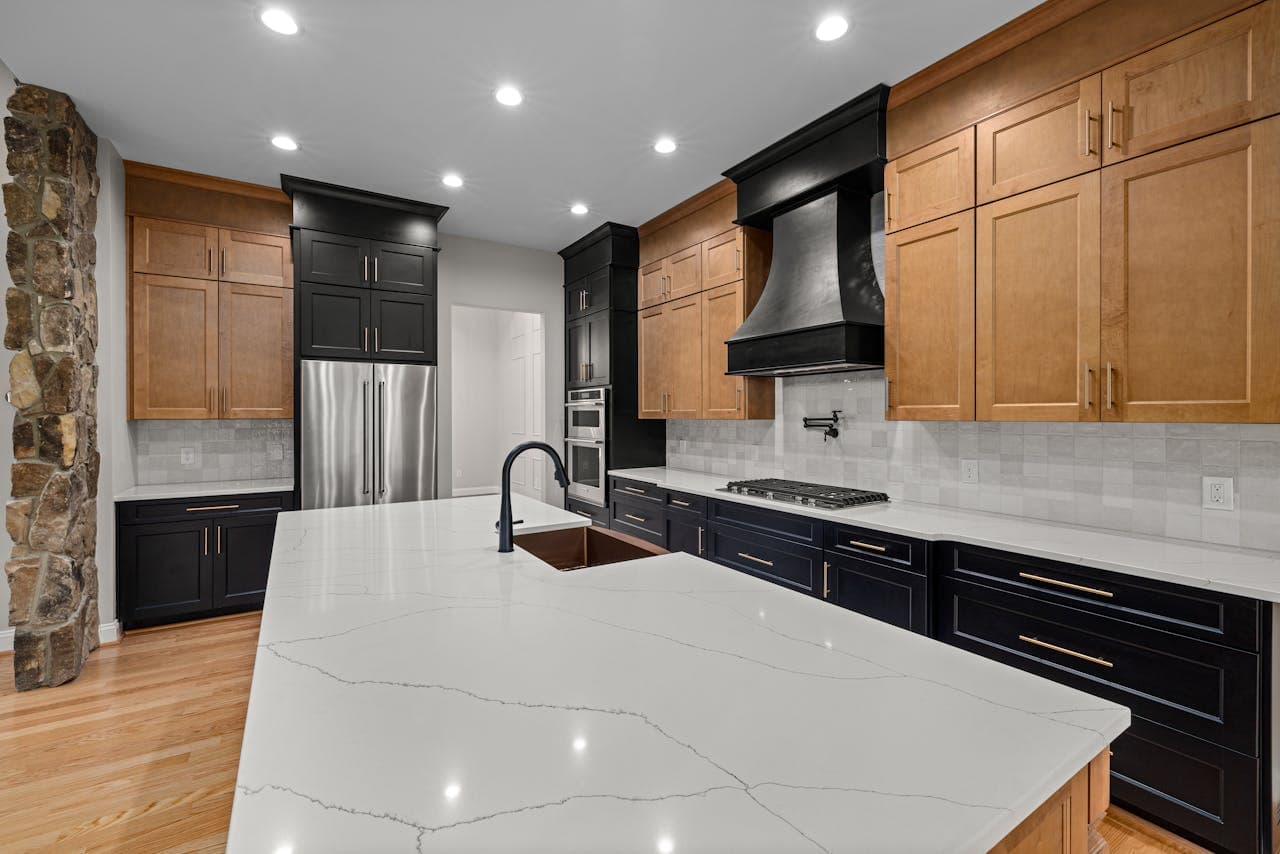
<box><xmin>0</xmin><ymin>57</ymin><xmax>16</xmax><ymax>642</ymax></box>
<box><xmin>436</xmin><ymin>234</ymin><xmax>564</xmax><ymax>504</ymax></box>
<box><xmin>449</xmin><ymin>305</ymin><xmax>505</xmax><ymax>494</ymax></box>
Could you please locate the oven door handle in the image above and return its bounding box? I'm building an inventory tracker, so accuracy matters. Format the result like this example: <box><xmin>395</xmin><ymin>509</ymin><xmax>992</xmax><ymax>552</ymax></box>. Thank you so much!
<box><xmin>565</xmin><ymin>402</ymin><xmax>606</xmax><ymax>410</ymax></box>
<box><xmin>565</xmin><ymin>438</ymin><xmax>604</xmax><ymax>446</ymax></box>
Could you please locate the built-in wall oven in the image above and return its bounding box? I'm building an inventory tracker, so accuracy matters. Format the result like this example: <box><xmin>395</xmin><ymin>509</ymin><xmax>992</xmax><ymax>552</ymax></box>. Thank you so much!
<box><xmin>566</xmin><ymin>387</ymin><xmax>607</xmax><ymax>505</ymax></box>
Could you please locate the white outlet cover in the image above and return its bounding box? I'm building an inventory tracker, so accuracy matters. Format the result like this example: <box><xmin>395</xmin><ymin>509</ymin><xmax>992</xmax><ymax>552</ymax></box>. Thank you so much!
<box><xmin>180</xmin><ymin>447</ymin><xmax>197</xmax><ymax>466</ymax></box>
<box><xmin>1202</xmin><ymin>476</ymin><xmax>1235</xmax><ymax>511</ymax></box>
<box><xmin>960</xmin><ymin>459</ymin><xmax>980</xmax><ymax>484</ymax></box>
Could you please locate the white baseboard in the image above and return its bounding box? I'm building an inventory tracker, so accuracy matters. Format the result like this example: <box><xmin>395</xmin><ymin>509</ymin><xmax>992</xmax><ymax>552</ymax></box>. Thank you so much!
<box><xmin>453</xmin><ymin>486</ymin><xmax>500</xmax><ymax>497</ymax></box>
<box><xmin>0</xmin><ymin>621</ymin><xmax>120</xmax><ymax>653</ymax></box>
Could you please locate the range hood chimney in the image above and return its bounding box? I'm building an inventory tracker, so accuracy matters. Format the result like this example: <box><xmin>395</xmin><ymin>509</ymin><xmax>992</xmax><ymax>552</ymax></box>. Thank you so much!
<box><xmin>722</xmin><ymin>85</ymin><xmax>889</xmax><ymax>376</ymax></box>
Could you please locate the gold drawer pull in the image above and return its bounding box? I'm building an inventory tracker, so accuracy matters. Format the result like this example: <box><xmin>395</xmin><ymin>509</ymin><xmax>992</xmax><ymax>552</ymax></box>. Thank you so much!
<box><xmin>622</xmin><ymin>486</ymin><xmax>647</xmax><ymax>494</ymax></box>
<box><xmin>624</xmin><ymin>513</ymin><xmax>647</xmax><ymax>523</ymax></box>
<box><xmin>738</xmin><ymin>552</ymin><xmax>775</xmax><ymax>567</ymax></box>
<box><xmin>847</xmin><ymin>539</ymin><xmax>887</xmax><ymax>553</ymax></box>
<box><xmin>1019</xmin><ymin>635</ymin><xmax>1113</xmax><ymax>668</ymax></box>
<box><xmin>670</xmin><ymin>498</ymin><xmax>691</xmax><ymax>507</ymax></box>
<box><xmin>186</xmin><ymin>504</ymin><xmax>241</xmax><ymax>512</ymax></box>
<box><xmin>1018</xmin><ymin>572</ymin><xmax>1113</xmax><ymax>599</ymax></box>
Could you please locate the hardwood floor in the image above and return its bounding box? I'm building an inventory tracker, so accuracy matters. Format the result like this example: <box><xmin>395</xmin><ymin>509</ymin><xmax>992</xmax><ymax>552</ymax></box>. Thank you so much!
<box><xmin>1</xmin><ymin>612</ymin><xmax>1197</xmax><ymax>852</ymax></box>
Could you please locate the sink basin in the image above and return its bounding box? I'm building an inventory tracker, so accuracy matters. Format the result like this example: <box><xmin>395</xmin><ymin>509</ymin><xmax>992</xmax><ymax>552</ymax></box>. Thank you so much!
<box><xmin>514</xmin><ymin>525</ymin><xmax>667</xmax><ymax>570</ymax></box>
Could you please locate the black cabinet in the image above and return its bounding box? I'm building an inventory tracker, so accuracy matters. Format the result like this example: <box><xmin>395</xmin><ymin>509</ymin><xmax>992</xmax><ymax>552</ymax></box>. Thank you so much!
<box><xmin>610</xmin><ymin>495</ymin><xmax>664</xmax><ymax>545</ymax></box>
<box><xmin>372</xmin><ymin>291</ymin><xmax>435</xmax><ymax>363</ymax></box>
<box><xmin>827</xmin><ymin>553</ymin><xmax>929</xmax><ymax>634</ymax></box>
<box><xmin>567</xmin><ymin>315</ymin><xmax>590</xmax><ymax>388</ymax></box>
<box><xmin>566</xmin><ymin>312</ymin><xmax>611</xmax><ymax>388</ymax></box>
<box><xmin>566</xmin><ymin>266</ymin><xmax>638</xmax><ymax>320</ymax></box>
<box><xmin>117</xmin><ymin>492</ymin><xmax>293</xmax><ymax>629</ymax></box>
<box><xmin>299</xmin><ymin>282</ymin><xmax>371</xmax><ymax>359</ymax></box>
<box><xmin>566</xmin><ymin>497</ymin><xmax>609</xmax><ymax>528</ymax></box>
<box><xmin>707</xmin><ymin>523</ymin><xmax>823</xmax><ymax>596</ymax></box>
<box><xmin>299</xmin><ymin>230</ymin><xmax>369</xmax><ymax>288</ymax></box>
<box><xmin>665</xmin><ymin>507</ymin><xmax>705</xmax><ymax>558</ymax></box>
<box><xmin>371</xmin><ymin>240</ymin><xmax>436</xmax><ymax>294</ymax></box>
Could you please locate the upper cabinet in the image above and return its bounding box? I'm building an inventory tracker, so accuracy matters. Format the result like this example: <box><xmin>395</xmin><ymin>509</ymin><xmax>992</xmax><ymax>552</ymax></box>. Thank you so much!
<box><xmin>370</xmin><ymin>240</ymin><xmax>436</xmax><ymax>295</ymax></box>
<box><xmin>976</xmin><ymin>76</ymin><xmax>1101</xmax><ymax>204</ymax></box>
<box><xmin>1101</xmin><ymin>1</ymin><xmax>1280</xmax><ymax>164</ymax></box>
<box><xmin>701</xmin><ymin>229</ymin><xmax>744</xmax><ymax>290</ymax></box>
<box><xmin>219</xmin><ymin>282</ymin><xmax>293</xmax><ymax>418</ymax></box>
<box><xmin>884</xmin><ymin>127</ymin><xmax>975</xmax><ymax>233</ymax></box>
<box><xmin>219</xmin><ymin>229</ymin><xmax>292</xmax><ymax>288</ymax></box>
<box><xmin>132</xmin><ymin>217</ymin><xmax>219</xmax><ymax>280</ymax></box>
<box><xmin>130</xmin><ymin>274</ymin><xmax>220</xmax><ymax>419</ymax></box>
<box><xmin>297</xmin><ymin>231</ymin><xmax>370</xmax><ymax>287</ymax></box>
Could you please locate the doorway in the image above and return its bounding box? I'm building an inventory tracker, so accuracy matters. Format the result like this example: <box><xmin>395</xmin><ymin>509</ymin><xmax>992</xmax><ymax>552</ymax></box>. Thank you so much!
<box><xmin>450</xmin><ymin>305</ymin><xmax>545</xmax><ymax>499</ymax></box>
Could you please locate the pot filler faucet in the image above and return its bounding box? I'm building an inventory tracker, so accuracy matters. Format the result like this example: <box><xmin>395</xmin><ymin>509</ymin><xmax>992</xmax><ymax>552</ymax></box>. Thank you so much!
<box><xmin>497</xmin><ymin>441</ymin><xmax>571</xmax><ymax>553</ymax></box>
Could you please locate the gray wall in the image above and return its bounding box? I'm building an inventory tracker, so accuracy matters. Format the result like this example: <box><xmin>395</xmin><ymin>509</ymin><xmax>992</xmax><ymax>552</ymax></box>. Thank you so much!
<box><xmin>667</xmin><ymin>373</ymin><xmax>1280</xmax><ymax>552</ymax></box>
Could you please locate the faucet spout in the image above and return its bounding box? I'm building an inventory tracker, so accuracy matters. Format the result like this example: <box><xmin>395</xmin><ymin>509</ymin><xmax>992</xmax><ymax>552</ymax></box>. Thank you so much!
<box><xmin>497</xmin><ymin>441</ymin><xmax>570</xmax><ymax>553</ymax></box>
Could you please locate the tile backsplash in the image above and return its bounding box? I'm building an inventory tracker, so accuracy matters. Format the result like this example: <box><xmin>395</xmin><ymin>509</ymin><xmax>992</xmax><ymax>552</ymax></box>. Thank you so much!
<box><xmin>131</xmin><ymin>420</ymin><xmax>293</xmax><ymax>484</ymax></box>
<box><xmin>666</xmin><ymin>373</ymin><xmax>1280</xmax><ymax>551</ymax></box>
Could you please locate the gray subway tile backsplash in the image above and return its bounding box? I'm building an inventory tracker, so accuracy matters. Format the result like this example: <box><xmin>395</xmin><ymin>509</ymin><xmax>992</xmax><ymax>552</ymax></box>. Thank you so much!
<box><xmin>131</xmin><ymin>419</ymin><xmax>293</xmax><ymax>485</ymax></box>
<box><xmin>666</xmin><ymin>373</ymin><xmax>1280</xmax><ymax>552</ymax></box>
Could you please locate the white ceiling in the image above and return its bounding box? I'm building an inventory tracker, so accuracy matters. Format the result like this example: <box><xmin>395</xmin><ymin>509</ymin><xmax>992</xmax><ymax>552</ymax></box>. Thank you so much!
<box><xmin>0</xmin><ymin>1</ymin><xmax>1040</xmax><ymax>252</ymax></box>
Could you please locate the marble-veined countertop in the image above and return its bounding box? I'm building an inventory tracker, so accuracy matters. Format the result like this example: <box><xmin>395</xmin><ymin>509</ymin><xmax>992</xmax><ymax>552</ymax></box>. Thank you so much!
<box><xmin>227</xmin><ymin>493</ymin><xmax>1127</xmax><ymax>853</ymax></box>
<box><xmin>114</xmin><ymin>477</ymin><xmax>294</xmax><ymax>502</ymax></box>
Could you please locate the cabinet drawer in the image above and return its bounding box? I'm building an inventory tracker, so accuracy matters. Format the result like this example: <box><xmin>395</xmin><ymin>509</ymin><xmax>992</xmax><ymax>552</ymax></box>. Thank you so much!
<box><xmin>119</xmin><ymin>492</ymin><xmax>293</xmax><ymax>524</ymax></box>
<box><xmin>824</xmin><ymin>523</ymin><xmax>923</xmax><ymax>573</ymax></box>
<box><xmin>665</xmin><ymin>490</ymin><xmax>706</xmax><ymax>516</ymax></box>
<box><xmin>936</xmin><ymin>577</ymin><xmax>1259</xmax><ymax>754</ymax></box>
<box><xmin>708</xmin><ymin>499</ymin><xmax>823</xmax><ymax>546</ymax></box>
<box><xmin>610</xmin><ymin>477</ymin><xmax>663</xmax><ymax>504</ymax></box>
<box><xmin>944</xmin><ymin>544</ymin><xmax>1259</xmax><ymax>651</ymax></box>
<box><xmin>566</xmin><ymin>498</ymin><xmax>609</xmax><ymax>528</ymax></box>
<box><xmin>827</xmin><ymin>554</ymin><xmax>929</xmax><ymax>635</ymax></box>
<box><xmin>708</xmin><ymin>524</ymin><xmax>822</xmax><ymax>595</ymax></box>
<box><xmin>1111</xmin><ymin>716</ymin><xmax>1257</xmax><ymax>854</ymax></box>
<box><xmin>610</xmin><ymin>496</ymin><xmax>664</xmax><ymax>545</ymax></box>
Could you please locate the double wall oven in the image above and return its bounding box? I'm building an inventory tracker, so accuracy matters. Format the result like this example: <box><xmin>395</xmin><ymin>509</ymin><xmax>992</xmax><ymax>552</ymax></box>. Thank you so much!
<box><xmin>565</xmin><ymin>387</ymin><xmax>606</xmax><ymax>505</ymax></box>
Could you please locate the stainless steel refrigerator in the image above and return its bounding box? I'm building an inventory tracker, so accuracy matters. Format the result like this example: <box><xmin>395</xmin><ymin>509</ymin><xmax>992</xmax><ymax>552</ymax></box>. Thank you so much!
<box><xmin>300</xmin><ymin>360</ymin><xmax>438</xmax><ymax>510</ymax></box>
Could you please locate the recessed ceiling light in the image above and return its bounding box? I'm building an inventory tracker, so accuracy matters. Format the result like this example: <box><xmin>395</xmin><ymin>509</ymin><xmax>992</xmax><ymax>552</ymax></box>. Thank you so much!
<box><xmin>815</xmin><ymin>15</ymin><xmax>849</xmax><ymax>41</ymax></box>
<box><xmin>654</xmin><ymin>137</ymin><xmax>677</xmax><ymax>154</ymax></box>
<box><xmin>260</xmin><ymin>9</ymin><xmax>298</xmax><ymax>35</ymax></box>
<box><xmin>271</xmin><ymin>135</ymin><xmax>298</xmax><ymax>151</ymax></box>
<box><xmin>495</xmin><ymin>86</ymin><xmax>523</xmax><ymax>107</ymax></box>
<box><xmin>570</xmin><ymin>203</ymin><xmax>589</xmax><ymax>215</ymax></box>
<box><xmin>442</xmin><ymin>173</ymin><xmax>464</xmax><ymax>188</ymax></box>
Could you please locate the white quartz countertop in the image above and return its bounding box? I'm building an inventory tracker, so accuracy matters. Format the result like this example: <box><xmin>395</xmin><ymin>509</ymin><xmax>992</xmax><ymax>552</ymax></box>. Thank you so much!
<box><xmin>114</xmin><ymin>478</ymin><xmax>294</xmax><ymax>502</ymax></box>
<box><xmin>611</xmin><ymin>466</ymin><xmax>1280</xmax><ymax>603</ymax></box>
<box><xmin>228</xmin><ymin>493</ymin><xmax>1127</xmax><ymax>853</ymax></box>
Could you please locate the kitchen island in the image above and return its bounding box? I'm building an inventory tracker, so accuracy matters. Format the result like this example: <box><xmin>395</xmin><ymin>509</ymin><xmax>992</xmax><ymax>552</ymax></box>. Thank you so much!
<box><xmin>228</xmin><ymin>494</ymin><xmax>1128</xmax><ymax>853</ymax></box>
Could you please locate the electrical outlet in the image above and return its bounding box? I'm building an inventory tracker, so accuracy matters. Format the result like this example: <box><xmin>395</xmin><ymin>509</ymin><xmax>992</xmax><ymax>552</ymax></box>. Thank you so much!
<box><xmin>180</xmin><ymin>447</ymin><xmax>197</xmax><ymax>466</ymax></box>
<box><xmin>1202</xmin><ymin>476</ymin><xmax>1235</xmax><ymax>511</ymax></box>
<box><xmin>960</xmin><ymin>459</ymin><xmax>980</xmax><ymax>484</ymax></box>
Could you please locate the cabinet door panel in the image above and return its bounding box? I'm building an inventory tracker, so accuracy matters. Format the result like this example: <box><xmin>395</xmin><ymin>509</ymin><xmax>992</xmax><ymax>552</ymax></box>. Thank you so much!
<box><xmin>827</xmin><ymin>554</ymin><xmax>929</xmax><ymax>635</ymax></box>
<box><xmin>701</xmin><ymin>281</ymin><xmax>745</xmax><ymax>419</ymax></box>
<box><xmin>218</xmin><ymin>229</ymin><xmax>291</xmax><ymax>288</ymax></box>
<box><xmin>132</xmin><ymin>217</ymin><xmax>217</xmax><ymax>280</ymax></box>
<box><xmin>372</xmin><ymin>291</ymin><xmax>436</xmax><ymax>363</ymax></box>
<box><xmin>1101</xmin><ymin>119</ymin><xmax>1280</xmax><ymax>422</ymax></box>
<box><xmin>586</xmin><ymin>312</ymin><xmax>610</xmax><ymax>386</ymax></box>
<box><xmin>885</xmin><ymin>211</ymin><xmax>975</xmax><ymax>420</ymax></box>
<box><xmin>299</xmin><ymin>282</ymin><xmax>371</xmax><ymax>359</ymax></box>
<box><xmin>1102</xmin><ymin>1</ymin><xmax>1280</xmax><ymax>164</ymax></box>
<box><xmin>701</xmin><ymin>229</ymin><xmax>743</xmax><ymax>290</ymax></box>
<box><xmin>665</xmin><ymin>510</ymin><xmax>705</xmax><ymax>558</ymax></box>
<box><xmin>566</xmin><ymin>316</ymin><xmax>591</xmax><ymax>389</ymax></box>
<box><xmin>219</xmin><ymin>282</ymin><xmax>293</xmax><ymax>418</ymax></box>
<box><xmin>639</xmin><ymin>259</ymin><xmax>667</xmax><ymax>309</ymax></box>
<box><xmin>885</xmin><ymin>127</ymin><xmax>975</xmax><ymax>233</ymax></box>
<box><xmin>119</xmin><ymin>521</ymin><xmax>212</xmax><ymax>626</ymax></box>
<box><xmin>298</xmin><ymin>230</ymin><xmax>369</xmax><ymax>288</ymax></box>
<box><xmin>666</xmin><ymin>245</ymin><xmax>703</xmax><ymax>301</ymax></box>
<box><xmin>666</xmin><ymin>295</ymin><xmax>702</xmax><ymax>418</ymax></box>
<box><xmin>638</xmin><ymin>307</ymin><xmax>666</xmax><ymax>418</ymax></box>
<box><xmin>213</xmin><ymin>513</ymin><xmax>278</xmax><ymax>608</ymax></box>
<box><xmin>977</xmin><ymin>174</ymin><xmax>1100</xmax><ymax>421</ymax></box>
<box><xmin>707</xmin><ymin>524</ymin><xmax>822</xmax><ymax>596</ymax></box>
<box><xmin>567</xmin><ymin>267</ymin><xmax>612</xmax><ymax>320</ymax></box>
<box><xmin>371</xmin><ymin>241</ymin><xmax>435</xmax><ymax>294</ymax></box>
<box><xmin>977</xmin><ymin>75</ymin><xmax>1102</xmax><ymax>204</ymax></box>
<box><xmin>130</xmin><ymin>274</ymin><xmax>220</xmax><ymax>419</ymax></box>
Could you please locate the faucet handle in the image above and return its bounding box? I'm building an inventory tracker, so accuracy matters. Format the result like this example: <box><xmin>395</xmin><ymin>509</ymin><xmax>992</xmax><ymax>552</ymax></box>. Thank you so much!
<box><xmin>495</xmin><ymin>519</ymin><xmax>525</xmax><ymax>530</ymax></box>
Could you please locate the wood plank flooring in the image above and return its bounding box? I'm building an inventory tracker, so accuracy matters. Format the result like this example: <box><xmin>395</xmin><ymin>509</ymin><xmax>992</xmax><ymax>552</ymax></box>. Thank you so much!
<box><xmin>0</xmin><ymin>612</ymin><xmax>1196</xmax><ymax>852</ymax></box>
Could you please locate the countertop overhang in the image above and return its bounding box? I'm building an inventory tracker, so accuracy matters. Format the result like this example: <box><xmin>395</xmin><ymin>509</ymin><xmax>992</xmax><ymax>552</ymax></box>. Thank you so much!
<box><xmin>229</xmin><ymin>494</ymin><xmax>1126</xmax><ymax>852</ymax></box>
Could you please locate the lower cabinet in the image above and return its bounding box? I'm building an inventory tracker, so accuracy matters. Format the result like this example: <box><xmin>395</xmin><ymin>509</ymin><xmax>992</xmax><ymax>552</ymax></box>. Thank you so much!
<box><xmin>707</xmin><ymin>522</ymin><xmax>823</xmax><ymax>596</ymax></box>
<box><xmin>565</xmin><ymin>497</ymin><xmax>609</xmax><ymax>528</ymax></box>
<box><xmin>609</xmin><ymin>495</ymin><xmax>664</xmax><ymax>545</ymax></box>
<box><xmin>665</xmin><ymin>507</ymin><xmax>705</xmax><ymax>558</ymax></box>
<box><xmin>118</xmin><ymin>492</ymin><xmax>293</xmax><ymax>629</ymax></box>
<box><xmin>825</xmin><ymin>553</ymin><xmax>929</xmax><ymax>635</ymax></box>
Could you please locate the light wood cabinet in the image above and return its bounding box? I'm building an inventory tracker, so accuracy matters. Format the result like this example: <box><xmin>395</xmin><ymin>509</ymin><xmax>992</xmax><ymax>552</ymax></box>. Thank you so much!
<box><xmin>977</xmin><ymin>75</ymin><xmax>1101</xmax><ymax>204</ymax></box>
<box><xmin>884</xmin><ymin>127</ymin><xmax>975</xmax><ymax>233</ymax></box>
<box><xmin>638</xmin><ymin>298</ymin><xmax>702</xmax><ymax>418</ymax></box>
<box><xmin>701</xmin><ymin>229</ymin><xmax>743</xmax><ymax>290</ymax></box>
<box><xmin>130</xmin><ymin>274</ymin><xmax>220</xmax><ymax>419</ymax></box>
<box><xmin>977</xmin><ymin>174</ymin><xmax>1100</xmax><ymax>421</ymax></box>
<box><xmin>218</xmin><ymin>229</ymin><xmax>292</xmax><ymax>288</ymax></box>
<box><xmin>884</xmin><ymin>211</ymin><xmax>975</xmax><ymax>421</ymax></box>
<box><xmin>700</xmin><ymin>280</ymin><xmax>773</xmax><ymax>420</ymax></box>
<box><xmin>132</xmin><ymin>218</ymin><xmax>218</xmax><ymax>280</ymax></box>
<box><xmin>666</xmin><ymin>245</ymin><xmax>702</xmax><ymax>302</ymax></box>
<box><xmin>639</xmin><ymin>260</ymin><xmax>668</xmax><ymax>309</ymax></box>
<box><xmin>1102</xmin><ymin>0</ymin><xmax>1280</xmax><ymax>165</ymax></box>
<box><xmin>219</xmin><ymin>282</ymin><xmax>293</xmax><ymax>418</ymax></box>
<box><xmin>638</xmin><ymin>305</ymin><xmax>667</xmax><ymax>419</ymax></box>
<box><xmin>1100</xmin><ymin>118</ymin><xmax>1280</xmax><ymax>422</ymax></box>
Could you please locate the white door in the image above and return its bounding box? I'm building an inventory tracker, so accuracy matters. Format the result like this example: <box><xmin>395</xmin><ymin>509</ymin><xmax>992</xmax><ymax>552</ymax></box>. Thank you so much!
<box><xmin>505</xmin><ymin>313</ymin><xmax>545</xmax><ymax>501</ymax></box>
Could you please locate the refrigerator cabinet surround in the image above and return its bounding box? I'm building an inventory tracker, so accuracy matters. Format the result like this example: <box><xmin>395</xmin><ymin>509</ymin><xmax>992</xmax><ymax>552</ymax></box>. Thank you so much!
<box><xmin>300</xmin><ymin>359</ymin><xmax>438</xmax><ymax>510</ymax></box>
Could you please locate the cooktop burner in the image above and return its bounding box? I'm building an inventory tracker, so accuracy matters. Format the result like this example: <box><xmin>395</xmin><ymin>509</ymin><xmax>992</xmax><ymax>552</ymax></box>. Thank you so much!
<box><xmin>720</xmin><ymin>478</ymin><xmax>890</xmax><ymax>510</ymax></box>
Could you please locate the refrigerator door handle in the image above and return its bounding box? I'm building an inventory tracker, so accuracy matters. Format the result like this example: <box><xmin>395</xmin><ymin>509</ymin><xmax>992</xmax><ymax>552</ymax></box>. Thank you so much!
<box><xmin>362</xmin><ymin>380</ymin><xmax>370</xmax><ymax>494</ymax></box>
<box><xmin>378</xmin><ymin>380</ymin><xmax>387</xmax><ymax>496</ymax></box>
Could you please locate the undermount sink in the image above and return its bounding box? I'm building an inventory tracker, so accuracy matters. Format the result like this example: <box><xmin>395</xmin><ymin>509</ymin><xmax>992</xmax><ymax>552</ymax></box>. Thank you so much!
<box><xmin>514</xmin><ymin>525</ymin><xmax>666</xmax><ymax>570</ymax></box>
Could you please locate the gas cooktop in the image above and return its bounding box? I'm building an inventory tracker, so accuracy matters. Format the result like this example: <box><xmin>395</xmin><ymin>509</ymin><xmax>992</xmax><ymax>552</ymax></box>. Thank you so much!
<box><xmin>720</xmin><ymin>478</ymin><xmax>890</xmax><ymax>510</ymax></box>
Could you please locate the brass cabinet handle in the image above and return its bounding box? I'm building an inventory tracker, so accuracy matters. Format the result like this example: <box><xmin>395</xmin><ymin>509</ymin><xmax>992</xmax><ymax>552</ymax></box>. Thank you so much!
<box><xmin>847</xmin><ymin>539</ymin><xmax>887</xmax><ymax>553</ymax></box>
<box><xmin>885</xmin><ymin>377</ymin><xmax>892</xmax><ymax>413</ymax></box>
<box><xmin>1019</xmin><ymin>635</ymin><xmax>1113</xmax><ymax>668</ymax></box>
<box><xmin>375</xmin><ymin>327</ymin><xmax>380</xmax><ymax>353</ymax></box>
<box><xmin>364</xmin><ymin>327</ymin><xmax>369</xmax><ymax>352</ymax></box>
<box><xmin>207</xmin><ymin>248</ymin><xmax>213</xmax><ymax>274</ymax></box>
<box><xmin>738</xmin><ymin>552</ymin><xmax>774</xmax><ymax>567</ymax></box>
<box><xmin>203</xmin><ymin>526</ymin><xmax>208</xmax><ymax>556</ymax></box>
<box><xmin>670</xmin><ymin>498</ymin><xmax>691</xmax><ymax>506</ymax></box>
<box><xmin>374</xmin><ymin>256</ymin><xmax>379</xmax><ymax>282</ymax></box>
<box><xmin>823</xmin><ymin>561</ymin><xmax>830</xmax><ymax>599</ymax></box>
<box><xmin>622</xmin><ymin>486</ymin><xmax>647</xmax><ymax>495</ymax></box>
<box><xmin>186</xmin><ymin>504</ymin><xmax>240</xmax><ymax>512</ymax></box>
<box><xmin>885</xmin><ymin>190</ymin><xmax>893</xmax><ymax>227</ymax></box>
<box><xmin>1105</xmin><ymin>362</ymin><xmax>1115</xmax><ymax>411</ymax></box>
<box><xmin>697</xmin><ymin>526</ymin><xmax>704</xmax><ymax>556</ymax></box>
<box><xmin>220</xmin><ymin>248</ymin><xmax>226</xmax><ymax>276</ymax></box>
<box><xmin>1106</xmin><ymin>101</ymin><xmax>1121</xmax><ymax>150</ymax></box>
<box><xmin>1017</xmin><ymin>571</ymin><xmax>1114</xmax><ymax>599</ymax></box>
<box><xmin>735</xmin><ymin>247</ymin><xmax>742</xmax><ymax>271</ymax></box>
<box><xmin>216</xmin><ymin>524</ymin><xmax>222</xmax><ymax>555</ymax></box>
<box><xmin>624</xmin><ymin>513</ymin><xmax>647</xmax><ymax>523</ymax></box>
<box><xmin>364</xmin><ymin>255</ymin><xmax>369</xmax><ymax>281</ymax></box>
<box><xmin>1081</xmin><ymin>108</ymin><xmax>1093</xmax><ymax>156</ymax></box>
<box><xmin>1083</xmin><ymin>362</ymin><xmax>1093</xmax><ymax>409</ymax></box>
<box><xmin>736</xmin><ymin>387</ymin><xmax>742</xmax><ymax>412</ymax></box>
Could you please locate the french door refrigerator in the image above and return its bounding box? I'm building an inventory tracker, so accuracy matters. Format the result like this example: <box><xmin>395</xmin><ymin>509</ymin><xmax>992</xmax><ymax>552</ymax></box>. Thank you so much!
<box><xmin>300</xmin><ymin>359</ymin><xmax>438</xmax><ymax>510</ymax></box>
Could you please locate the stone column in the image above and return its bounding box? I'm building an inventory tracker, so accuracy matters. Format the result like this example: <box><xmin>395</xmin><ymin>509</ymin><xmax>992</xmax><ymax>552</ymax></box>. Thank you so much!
<box><xmin>3</xmin><ymin>83</ymin><xmax>100</xmax><ymax>690</ymax></box>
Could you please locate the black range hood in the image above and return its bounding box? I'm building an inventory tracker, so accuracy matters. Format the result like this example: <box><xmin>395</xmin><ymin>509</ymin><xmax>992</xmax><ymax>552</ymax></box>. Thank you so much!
<box><xmin>722</xmin><ymin>85</ymin><xmax>889</xmax><ymax>377</ymax></box>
